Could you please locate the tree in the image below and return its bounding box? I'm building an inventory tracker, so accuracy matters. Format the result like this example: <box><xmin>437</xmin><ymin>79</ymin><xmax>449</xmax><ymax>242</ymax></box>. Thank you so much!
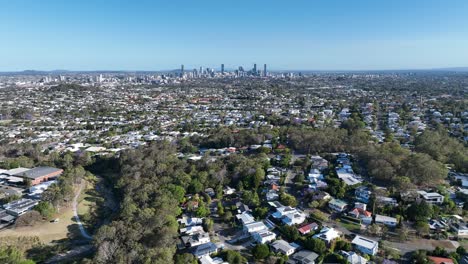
<box><xmin>402</xmin><ymin>153</ymin><xmax>448</xmax><ymax>186</ymax></box>
<box><xmin>279</xmin><ymin>225</ymin><xmax>300</xmax><ymax>241</ymax></box>
<box><xmin>252</xmin><ymin>166</ymin><xmax>265</xmax><ymax>189</ymax></box>
<box><xmin>33</xmin><ymin>201</ymin><xmax>56</xmax><ymax>220</ymax></box>
<box><xmin>0</xmin><ymin>246</ymin><xmax>35</xmax><ymax>264</ymax></box>
<box><xmin>407</xmin><ymin>201</ymin><xmax>433</xmax><ymax>222</ymax></box>
<box><xmin>196</xmin><ymin>201</ymin><xmax>210</xmax><ymax>217</ymax></box>
<box><xmin>223</xmin><ymin>211</ymin><xmax>233</xmax><ymax>222</ymax></box>
<box><xmin>188</xmin><ymin>179</ymin><xmax>203</xmax><ymax>194</ymax></box>
<box><xmin>203</xmin><ymin>218</ymin><xmax>214</xmax><ymax>232</ymax></box>
<box><xmin>411</xmin><ymin>250</ymin><xmax>430</xmax><ymax>264</ymax></box>
<box><xmin>174</xmin><ymin>253</ymin><xmax>197</xmax><ymax>264</ymax></box>
<box><xmin>254</xmin><ymin>207</ymin><xmax>269</xmax><ymax>219</ymax></box>
<box><xmin>304</xmin><ymin>238</ymin><xmax>327</xmax><ymax>254</ymax></box>
<box><xmin>217</xmin><ymin>201</ymin><xmax>225</xmax><ymax>216</ymax></box>
<box><xmin>415</xmin><ymin>221</ymin><xmax>430</xmax><ymax>237</ymax></box>
<box><xmin>397</xmin><ymin>226</ymin><xmax>409</xmax><ymax>241</ymax></box>
<box><xmin>252</xmin><ymin>244</ymin><xmax>270</xmax><ymax>260</ymax></box>
<box><xmin>221</xmin><ymin>250</ymin><xmax>247</xmax><ymax>264</ymax></box>
<box><xmin>335</xmin><ymin>239</ymin><xmax>352</xmax><ymax>251</ymax></box>
<box><xmin>456</xmin><ymin>246</ymin><xmax>466</xmax><ymax>256</ymax></box>
<box><xmin>280</xmin><ymin>192</ymin><xmax>297</xmax><ymax>207</ymax></box>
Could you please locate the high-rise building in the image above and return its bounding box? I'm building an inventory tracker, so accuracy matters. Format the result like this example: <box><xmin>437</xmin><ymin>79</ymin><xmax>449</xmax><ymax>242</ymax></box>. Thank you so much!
<box><xmin>221</xmin><ymin>64</ymin><xmax>224</xmax><ymax>74</ymax></box>
<box><xmin>263</xmin><ymin>64</ymin><xmax>267</xmax><ymax>77</ymax></box>
<box><xmin>180</xmin><ymin>64</ymin><xmax>184</xmax><ymax>77</ymax></box>
<box><xmin>253</xmin><ymin>63</ymin><xmax>257</xmax><ymax>73</ymax></box>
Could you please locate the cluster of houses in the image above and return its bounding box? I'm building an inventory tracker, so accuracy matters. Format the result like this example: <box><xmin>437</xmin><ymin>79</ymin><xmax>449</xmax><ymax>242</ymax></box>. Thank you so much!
<box><xmin>306</xmin><ymin>156</ymin><xmax>329</xmax><ymax>191</ymax></box>
<box><xmin>0</xmin><ymin>166</ymin><xmax>62</xmax><ymax>228</ymax></box>
<box><xmin>335</xmin><ymin>153</ymin><xmax>363</xmax><ymax>186</ymax></box>
<box><xmin>177</xmin><ymin>216</ymin><xmax>222</xmax><ymax>263</ymax></box>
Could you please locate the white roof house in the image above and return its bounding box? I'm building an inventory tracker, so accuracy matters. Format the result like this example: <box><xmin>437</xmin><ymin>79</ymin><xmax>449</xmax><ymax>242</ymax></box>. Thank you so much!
<box><xmin>375</xmin><ymin>214</ymin><xmax>397</xmax><ymax>227</ymax></box>
<box><xmin>243</xmin><ymin>221</ymin><xmax>268</xmax><ymax>234</ymax></box>
<box><xmin>272</xmin><ymin>206</ymin><xmax>307</xmax><ymax>226</ymax></box>
<box><xmin>252</xmin><ymin>230</ymin><xmax>276</xmax><ymax>244</ymax></box>
<box><xmin>178</xmin><ymin>216</ymin><xmax>203</xmax><ymax>227</ymax></box>
<box><xmin>180</xmin><ymin>225</ymin><xmax>204</xmax><ymax>235</ymax></box>
<box><xmin>313</xmin><ymin>227</ymin><xmax>341</xmax><ymax>243</ymax></box>
<box><xmin>351</xmin><ymin>235</ymin><xmax>379</xmax><ymax>256</ymax></box>
<box><xmin>417</xmin><ymin>191</ymin><xmax>444</xmax><ymax>204</ymax></box>
<box><xmin>236</xmin><ymin>211</ymin><xmax>255</xmax><ymax>225</ymax></box>
<box><xmin>270</xmin><ymin>239</ymin><xmax>296</xmax><ymax>256</ymax></box>
<box><xmin>340</xmin><ymin>251</ymin><xmax>368</xmax><ymax>264</ymax></box>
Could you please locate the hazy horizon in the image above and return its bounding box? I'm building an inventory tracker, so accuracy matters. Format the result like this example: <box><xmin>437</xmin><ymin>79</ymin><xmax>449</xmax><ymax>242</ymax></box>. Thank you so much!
<box><xmin>1</xmin><ymin>0</ymin><xmax>468</xmax><ymax>71</ymax></box>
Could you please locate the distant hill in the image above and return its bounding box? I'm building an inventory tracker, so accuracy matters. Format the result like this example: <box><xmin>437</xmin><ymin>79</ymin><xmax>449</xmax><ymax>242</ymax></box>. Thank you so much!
<box><xmin>429</xmin><ymin>67</ymin><xmax>468</xmax><ymax>72</ymax></box>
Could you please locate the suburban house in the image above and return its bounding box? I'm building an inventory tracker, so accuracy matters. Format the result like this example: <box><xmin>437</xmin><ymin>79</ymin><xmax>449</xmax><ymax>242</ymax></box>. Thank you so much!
<box><xmin>429</xmin><ymin>219</ymin><xmax>448</xmax><ymax>232</ymax></box>
<box><xmin>340</xmin><ymin>251</ymin><xmax>368</xmax><ymax>264</ymax></box>
<box><xmin>427</xmin><ymin>256</ymin><xmax>455</xmax><ymax>264</ymax></box>
<box><xmin>287</xmin><ymin>250</ymin><xmax>319</xmax><ymax>264</ymax></box>
<box><xmin>376</xmin><ymin>196</ymin><xmax>398</xmax><ymax>206</ymax></box>
<box><xmin>180</xmin><ymin>225</ymin><xmax>204</xmax><ymax>235</ymax></box>
<box><xmin>355</xmin><ymin>186</ymin><xmax>372</xmax><ymax>203</ymax></box>
<box><xmin>351</xmin><ymin>235</ymin><xmax>379</xmax><ymax>256</ymax></box>
<box><xmin>190</xmin><ymin>242</ymin><xmax>218</xmax><ymax>258</ymax></box>
<box><xmin>252</xmin><ymin>230</ymin><xmax>276</xmax><ymax>244</ymax></box>
<box><xmin>236</xmin><ymin>211</ymin><xmax>255</xmax><ymax>225</ymax></box>
<box><xmin>308</xmin><ymin>169</ymin><xmax>324</xmax><ymax>181</ymax></box>
<box><xmin>298</xmin><ymin>222</ymin><xmax>319</xmax><ymax>235</ymax></box>
<box><xmin>14</xmin><ymin>167</ymin><xmax>63</xmax><ymax>186</ymax></box>
<box><xmin>349</xmin><ymin>206</ymin><xmax>372</xmax><ymax>220</ymax></box>
<box><xmin>199</xmin><ymin>255</ymin><xmax>228</xmax><ymax>264</ymax></box>
<box><xmin>310</xmin><ymin>155</ymin><xmax>329</xmax><ymax>171</ymax></box>
<box><xmin>449</xmin><ymin>221</ymin><xmax>468</xmax><ymax>238</ymax></box>
<box><xmin>417</xmin><ymin>191</ymin><xmax>444</xmax><ymax>205</ymax></box>
<box><xmin>181</xmin><ymin>231</ymin><xmax>210</xmax><ymax>248</ymax></box>
<box><xmin>328</xmin><ymin>199</ymin><xmax>348</xmax><ymax>212</ymax></box>
<box><xmin>270</xmin><ymin>239</ymin><xmax>297</xmax><ymax>256</ymax></box>
<box><xmin>375</xmin><ymin>214</ymin><xmax>398</xmax><ymax>227</ymax></box>
<box><xmin>223</xmin><ymin>186</ymin><xmax>236</xmax><ymax>195</ymax></box>
<box><xmin>313</xmin><ymin>226</ymin><xmax>341</xmax><ymax>243</ymax></box>
<box><xmin>272</xmin><ymin>206</ymin><xmax>307</xmax><ymax>226</ymax></box>
<box><xmin>178</xmin><ymin>216</ymin><xmax>203</xmax><ymax>227</ymax></box>
<box><xmin>243</xmin><ymin>221</ymin><xmax>269</xmax><ymax>234</ymax></box>
<box><xmin>266</xmin><ymin>190</ymin><xmax>279</xmax><ymax>201</ymax></box>
<box><xmin>2</xmin><ymin>198</ymin><xmax>39</xmax><ymax>216</ymax></box>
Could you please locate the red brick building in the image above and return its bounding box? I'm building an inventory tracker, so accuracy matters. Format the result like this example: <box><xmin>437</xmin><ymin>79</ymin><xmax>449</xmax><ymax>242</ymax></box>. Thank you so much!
<box><xmin>14</xmin><ymin>167</ymin><xmax>63</xmax><ymax>186</ymax></box>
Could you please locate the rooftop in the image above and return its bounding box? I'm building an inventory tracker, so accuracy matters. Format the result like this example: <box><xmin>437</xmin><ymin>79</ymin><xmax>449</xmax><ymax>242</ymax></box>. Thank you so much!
<box><xmin>14</xmin><ymin>167</ymin><xmax>62</xmax><ymax>179</ymax></box>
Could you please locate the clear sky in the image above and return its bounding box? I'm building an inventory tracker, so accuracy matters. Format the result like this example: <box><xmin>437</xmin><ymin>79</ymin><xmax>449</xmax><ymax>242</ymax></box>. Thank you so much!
<box><xmin>1</xmin><ymin>0</ymin><xmax>468</xmax><ymax>71</ymax></box>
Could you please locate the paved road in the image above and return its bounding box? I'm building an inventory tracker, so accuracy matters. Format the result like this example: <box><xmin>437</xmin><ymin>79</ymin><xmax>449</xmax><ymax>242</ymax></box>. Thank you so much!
<box><xmin>72</xmin><ymin>181</ymin><xmax>92</xmax><ymax>240</ymax></box>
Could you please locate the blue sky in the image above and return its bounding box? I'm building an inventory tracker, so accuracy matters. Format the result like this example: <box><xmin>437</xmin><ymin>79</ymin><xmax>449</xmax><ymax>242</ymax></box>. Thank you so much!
<box><xmin>1</xmin><ymin>0</ymin><xmax>468</xmax><ymax>71</ymax></box>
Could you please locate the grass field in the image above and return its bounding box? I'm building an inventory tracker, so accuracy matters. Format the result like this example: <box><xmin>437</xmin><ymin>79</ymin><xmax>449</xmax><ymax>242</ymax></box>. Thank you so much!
<box><xmin>0</xmin><ymin>181</ymin><xmax>95</xmax><ymax>246</ymax></box>
<box><xmin>0</xmin><ymin>205</ymin><xmax>79</xmax><ymax>244</ymax></box>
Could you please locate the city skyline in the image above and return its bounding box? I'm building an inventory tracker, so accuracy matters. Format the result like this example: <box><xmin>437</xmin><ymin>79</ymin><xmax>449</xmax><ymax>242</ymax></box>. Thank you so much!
<box><xmin>1</xmin><ymin>0</ymin><xmax>468</xmax><ymax>71</ymax></box>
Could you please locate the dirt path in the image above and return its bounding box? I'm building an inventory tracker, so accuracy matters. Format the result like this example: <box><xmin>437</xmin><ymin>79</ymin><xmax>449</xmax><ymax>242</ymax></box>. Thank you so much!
<box><xmin>72</xmin><ymin>181</ymin><xmax>92</xmax><ymax>240</ymax></box>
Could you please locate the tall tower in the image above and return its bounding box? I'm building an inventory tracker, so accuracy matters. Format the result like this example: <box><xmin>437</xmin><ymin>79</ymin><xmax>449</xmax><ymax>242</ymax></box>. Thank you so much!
<box><xmin>263</xmin><ymin>64</ymin><xmax>267</xmax><ymax>77</ymax></box>
<box><xmin>180</xmin><ymin>64</ymin><xmax>184</xmax><ymax>77</ymax></box>
<box><xmin>221</xmin><ymin>64</ymin><xmax>224</xmax><ymax>74</ymax></box>
<box><xmin>253</xmin><ymin>63</ymin><xmax>257</xmax><ymax>73</ymax></box>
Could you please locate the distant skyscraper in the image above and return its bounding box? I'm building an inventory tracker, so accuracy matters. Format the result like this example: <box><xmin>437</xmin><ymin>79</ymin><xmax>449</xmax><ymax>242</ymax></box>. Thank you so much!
<box><xmin>253</xmin><ymin>63</ymin><xmax>257</xmax><ymax>73</ymax></box>
<box><xmin>263</xmin><ymin>64</ymin><xmax>267</xmax><ymax>77</ymax></box>
<box><xmin>180</xmin><ymin>64</ymin><xmax>184</xmax><ymax>77</ymax></box>
<box><xmin>221</xmin><ymin>64</ymin><xmax>224</xmax><ymax>74</ymax></box>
